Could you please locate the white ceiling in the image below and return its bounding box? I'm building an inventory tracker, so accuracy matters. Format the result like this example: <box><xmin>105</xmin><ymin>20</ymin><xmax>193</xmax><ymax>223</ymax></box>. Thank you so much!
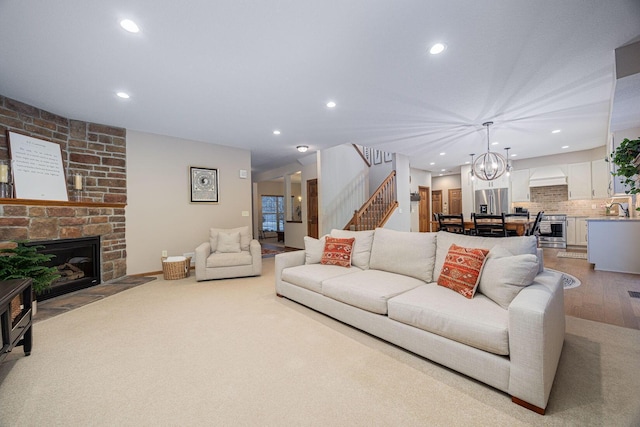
<box><xmin>1</xmin><ymin>1</ymin><xmax>639</xmax><ymax>176</ymax></box>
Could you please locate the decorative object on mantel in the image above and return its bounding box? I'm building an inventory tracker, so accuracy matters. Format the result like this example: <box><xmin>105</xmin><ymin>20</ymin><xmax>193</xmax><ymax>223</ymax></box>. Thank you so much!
<box><xmin>7</xmin><ymin>131</ymin><xmax>69</xmax><ymax>201</ymax></box>
<box><xmin>472</xmin><ymin>121</ymin><xmax>508</xmax><ymax>181</ymax></box>
<box><xmin>72</xmin><ymin>173</ymin><xmax>84</xmax><ymax>202</ymax></box>
<box><xmin>0</xmin><ymin>159</ymin><xmax>13</xmax><ymax>198</ymax></box>
<box><xmin>607</xmin><ymin>137</ymin><xmax>639</xmax><ymax>212</ymax></box>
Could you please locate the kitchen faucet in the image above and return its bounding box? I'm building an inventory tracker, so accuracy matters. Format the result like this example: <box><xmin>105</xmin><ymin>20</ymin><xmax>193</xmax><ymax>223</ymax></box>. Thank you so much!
<box><xmin>609</xmin><ymin>202</ymin><xmax>630</xmax><ymax>217</ymax></box>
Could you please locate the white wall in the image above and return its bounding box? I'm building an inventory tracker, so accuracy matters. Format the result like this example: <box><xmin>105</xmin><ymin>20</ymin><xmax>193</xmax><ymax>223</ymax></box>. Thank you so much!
<box><xmin>126</xmin><ymin>130</ymin><xmax>252</xmax><ymax>274</ymax></box>
<box><xmin>318</xmin><ymin>145</ymin><xmax>369</xmax><ymax>235</ymax></box>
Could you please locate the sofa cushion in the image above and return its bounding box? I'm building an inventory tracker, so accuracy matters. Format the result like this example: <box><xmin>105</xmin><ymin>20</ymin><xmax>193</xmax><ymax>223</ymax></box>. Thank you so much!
<box><xmin>210</xmin><ymin>226</ymin><xmax>251</xmax><ymax>252</ymax></box>
<box><xmin>330</xmin><ymin>229</ymin><xmax>375</xmax><ymax>270</ymax></box>
<box><xmin>281</xmin><ymin>264</ymin><xmax>360</xmax><ymax>294</ymax></box>
<box><xmin>388</xmin><ymin>284</ymin><xmax>510</xmax><ymax>355</ymax></box>
<box><xmin>437</xmin><ymin>244</ymin><xmax>489</xmax><ymax>298</ymax></box>
<box><xmin>304</xmin><ymin>235</ymin><xmax>327</xmax><ymax>264</ymax></box>
<box><xmin>434</xmin><ymin>232</ymin><xmax>537</xmax><ymax>280</ymax></box>
<box><xmin>322</xmin><ymin>270</ymin><xmax>425</xmax><ymax>315</ymax></box>
<box><xmin>369</xmin><ymin>228</ymin><xmax>436</xmax><ymax>282</ymax></box>
<box><xmin>206</xmin><ymin>250</ymin><xmax>253</xmax><ymax>268</ymax></box>
<box><xmin>478</xmin><ymin>246</ymin><xmax>539</xmax><ymax>309</ymax></box>
<box><xmin>321</xmin><ymin>236</ymin><xmax>356</xmax><ymax>267</ymax></box>
<box><xmin>216</xmin><ymin>231</ymin><xmax>241</xmax><ymax>253</ymax></box>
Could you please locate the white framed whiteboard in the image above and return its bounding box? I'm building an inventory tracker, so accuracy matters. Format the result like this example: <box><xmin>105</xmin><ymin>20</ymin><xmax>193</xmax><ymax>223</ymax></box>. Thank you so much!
<box><xmin>7</xmin><ymin>131</ymin><xmax>69</xmax><ymax>201</ymax></box>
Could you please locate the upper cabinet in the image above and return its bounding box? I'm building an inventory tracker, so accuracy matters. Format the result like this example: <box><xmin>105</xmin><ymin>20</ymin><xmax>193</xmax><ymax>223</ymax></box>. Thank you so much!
<box><xmin>567</xmin><ymin>162</ymin><xmax>592</xmax><ymax>200</ymax></box>
<box><xmin>590</xmin><ymin>159</ymin><xmax>610</xmax><ymax>199</ymax></box>
<box><xmin>510</xmin><ymin>169</ymin><xmax>530</xmax><ymax>202</ymax></box>
<box><xmin>473</xmin><ymin>173</ymin><xmax>509</xmax><ymax>190</ymax></box>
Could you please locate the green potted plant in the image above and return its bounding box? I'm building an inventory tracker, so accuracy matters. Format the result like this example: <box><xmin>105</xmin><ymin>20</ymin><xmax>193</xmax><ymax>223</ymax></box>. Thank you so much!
<box><xmin>607</xmin><ymin>137</ymin><xmax>640</xmax><ymax>212</ymax></box>
<box><xmin>0</xmin><ymin>241</ymin><xmax>60</xmax><ymax>298</ymax></box>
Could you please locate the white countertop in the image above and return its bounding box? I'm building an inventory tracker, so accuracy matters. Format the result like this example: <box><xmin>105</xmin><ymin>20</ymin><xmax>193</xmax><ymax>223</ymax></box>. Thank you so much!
<box><xmin>585</xmin><ymin>217</ymin><xmax>640</xmax><ymax>222</ymax></box>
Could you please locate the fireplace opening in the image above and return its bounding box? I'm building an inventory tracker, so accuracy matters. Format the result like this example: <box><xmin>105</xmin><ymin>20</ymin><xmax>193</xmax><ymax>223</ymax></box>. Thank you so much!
<box><xmin>26</xmin><ymin>236</ymin><xmax>101</xmax><ymax>300</ymax></box>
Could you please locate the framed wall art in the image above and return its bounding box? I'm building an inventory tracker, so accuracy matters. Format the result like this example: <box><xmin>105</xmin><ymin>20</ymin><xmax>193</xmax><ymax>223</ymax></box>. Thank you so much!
<box><xmin>384</xmin><ymin>151</ymin><xmax>392</xmax><ymax>162</ymax></box>
<box><xmin>373</xmin><ymin>149</ymin><xmax>382</xmax><ymax>165</ymax></box>
<box><xmin>7</xmin><ymin>131</ymin><xmax>69</xmax><ymax>201</ymax></box>
<box><xmin>190</xmin><ymin>166</ymin><xmax>218</xmax><ymax>203</ymax></box>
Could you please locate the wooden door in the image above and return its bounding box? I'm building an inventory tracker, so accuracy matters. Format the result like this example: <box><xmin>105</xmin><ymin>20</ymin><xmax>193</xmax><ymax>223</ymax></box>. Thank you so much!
<box><xmin>448</xmin><ymin>188</ymin><xmax>462</xmax><ymax>215</ymax></box>
<box><xmin>432</xmin><ymin>190</ymin><xmax>443</xmax><ymax>216</ymax></box>
<box><xmin>307</xmin><ymin>179</ymin><xmax>319</xmax><ymax>238</ymax></box>
<box><xmin>418</xmin><ymin>186</ymin><xmax>430</xmax><ymax>232</ymax></box>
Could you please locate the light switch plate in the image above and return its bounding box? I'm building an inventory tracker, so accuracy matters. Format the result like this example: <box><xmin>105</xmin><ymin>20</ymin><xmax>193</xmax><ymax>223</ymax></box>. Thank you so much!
<box><xmin>241</xmin><ymin>211</ymin><xmax>249</xmax><ymax>217</ymax></box>
<box><xmin>239</xmin><ymin>169</ymin><xmax>248</xmax><ymax>179</ymax></box>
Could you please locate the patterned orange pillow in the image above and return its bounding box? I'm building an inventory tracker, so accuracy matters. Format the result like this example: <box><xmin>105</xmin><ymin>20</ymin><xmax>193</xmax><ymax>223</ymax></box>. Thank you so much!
<box><xmin>437</xmin><ymin>243</ymin><xmax>489</xmax><ymax>298</ymax></box>
<box><xmin>321</xmin><ymin>236</ymin><xmax>356</xmax><ymax>267</ymax></box>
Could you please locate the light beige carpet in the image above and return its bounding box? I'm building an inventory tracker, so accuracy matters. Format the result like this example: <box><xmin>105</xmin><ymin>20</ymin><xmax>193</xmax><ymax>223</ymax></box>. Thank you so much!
<box><xmin>1</xmin><ymin>258</ymin><xmax>639</xmax><ymax>426</ymax></box>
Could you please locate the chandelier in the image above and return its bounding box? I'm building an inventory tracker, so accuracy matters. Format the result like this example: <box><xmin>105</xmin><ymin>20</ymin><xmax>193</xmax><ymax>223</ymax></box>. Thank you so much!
<box><xmin>472</xmin><ymin>121</ymin><xmax>507</xmax><ymax>181</ymax></box>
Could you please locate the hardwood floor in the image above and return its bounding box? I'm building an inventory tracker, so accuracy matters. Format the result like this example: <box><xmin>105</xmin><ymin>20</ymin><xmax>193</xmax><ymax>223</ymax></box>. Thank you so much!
<box><xmin>543</xmin><ymin>247</ymin><xmax>640</xmax><ymax>330</ymax></box>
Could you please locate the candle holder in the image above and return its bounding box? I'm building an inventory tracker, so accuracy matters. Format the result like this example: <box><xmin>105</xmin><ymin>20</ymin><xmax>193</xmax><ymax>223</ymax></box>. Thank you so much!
<box><xmin>72</xmin><ymin>173</ymin><xmax>84</xmax><ymax>202</ymax></box>
<box><xmin>0</xmin><ymin>160</ymin><xmax>13</xmax><ymax>198</ymax></box>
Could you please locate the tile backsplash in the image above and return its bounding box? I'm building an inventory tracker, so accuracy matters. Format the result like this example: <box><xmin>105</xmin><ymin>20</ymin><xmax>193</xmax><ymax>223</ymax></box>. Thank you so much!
<box><xmin>512</xmin><ymin>185</ymin><xmax>634</xmax><ymax>216</ymax></box>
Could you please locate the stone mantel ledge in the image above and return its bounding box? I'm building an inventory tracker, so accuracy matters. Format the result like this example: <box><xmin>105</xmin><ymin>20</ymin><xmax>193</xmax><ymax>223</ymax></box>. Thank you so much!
<box><xmin>0</xmin><ymin>198</ymin><xmax>126</xmax><ymax>208</ymax></box>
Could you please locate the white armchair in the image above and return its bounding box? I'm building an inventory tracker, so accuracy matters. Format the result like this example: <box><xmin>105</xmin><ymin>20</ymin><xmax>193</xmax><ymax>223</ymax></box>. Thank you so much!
<box><xmin>195</xmin><ymin>226</ymin><xmax>262</xmax><ymax>281</ymax></box>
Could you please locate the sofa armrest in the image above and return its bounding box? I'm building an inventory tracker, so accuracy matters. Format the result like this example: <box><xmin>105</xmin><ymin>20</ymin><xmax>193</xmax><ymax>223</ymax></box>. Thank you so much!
<box><xmin>508</xmin><ymin>270</ymin><xmax>565</xmax><ymax>411</ymax></box>
<box><xmin>195</xmin><ymin>242</ymin><xmax>211</xmax><ymax>281</ymax></box>
<box><xmin>274</xmin><ymin>250</ymin><xmax>305</xmax><ymax>295</ymax></box>
<box><xmin>249</xmin><ymin>239</ymin><xmax>262</xmax><ymax>275</ymax></box>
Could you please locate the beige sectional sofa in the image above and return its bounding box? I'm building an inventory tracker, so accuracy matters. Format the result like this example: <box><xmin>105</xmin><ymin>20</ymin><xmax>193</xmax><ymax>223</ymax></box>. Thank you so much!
<box><xmin>275</xmin><ymin>229</ymin><xmax>565</xmax><ymax>414</ymax></box>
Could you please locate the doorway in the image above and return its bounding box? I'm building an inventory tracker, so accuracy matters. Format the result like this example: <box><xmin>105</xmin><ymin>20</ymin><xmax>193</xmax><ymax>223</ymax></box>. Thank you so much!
<box><xmin>418</xmin><ymin>186</ymin><xmax>431</xmax><ymax>232</ymax></box>
<box><xmin>307</xmin><ymin>179</ymin><xmax>318</xmax><ymax>238</ymax></box>
<box><xmin>432</xmin><ymin>190</ymin><xmax>443</xmax><ymax>218</ymax></box>
<box><xmin>448</xmin><ymin>188</ymin><xmax>462</xmax><ymax>215</ymax></box>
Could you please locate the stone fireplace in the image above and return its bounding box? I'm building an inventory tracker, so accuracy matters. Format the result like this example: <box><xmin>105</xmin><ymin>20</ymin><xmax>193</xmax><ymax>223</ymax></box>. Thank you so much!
<box><xmin>0</xmin><ymin>95</ymin><xmax>127</xmax><ymax>288</ymax></box>
<box><xmin>27</xmin><ymin>236</ymin><xmax>101</xmax><ymax>300</ymax></box>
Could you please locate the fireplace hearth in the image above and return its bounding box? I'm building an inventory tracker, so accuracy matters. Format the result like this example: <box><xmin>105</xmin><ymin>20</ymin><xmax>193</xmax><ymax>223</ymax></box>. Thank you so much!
<box><xmin>27</xmin><ymin>236</ymin><xmax>101</xmax><ymax>300</ymax></box>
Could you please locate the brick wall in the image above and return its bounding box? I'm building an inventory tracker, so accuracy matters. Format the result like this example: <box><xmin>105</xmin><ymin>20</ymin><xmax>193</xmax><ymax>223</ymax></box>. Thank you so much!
<box><xmin>512</xmin><ymin>184</ymin><xmax>630</xmax><ymax>216</ymax></box>
<box><xmin>0</xmin><ymin>95</ymin><xmax>127</xmax><ymax>282</ymax></box>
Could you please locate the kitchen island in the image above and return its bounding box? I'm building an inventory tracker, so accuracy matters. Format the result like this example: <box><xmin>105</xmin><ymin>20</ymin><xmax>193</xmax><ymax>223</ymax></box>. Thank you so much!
<box><xmin>586</xmin><ymin>217</ymin><xmax>640</xmax><ymax>274</ymax></box>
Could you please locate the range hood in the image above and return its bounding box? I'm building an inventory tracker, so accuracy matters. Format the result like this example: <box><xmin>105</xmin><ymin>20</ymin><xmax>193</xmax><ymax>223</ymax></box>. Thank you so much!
<box><xmin>528</xmin><ymin>166</ymin><xmax>567</xmax><ymax>187</ymax></box>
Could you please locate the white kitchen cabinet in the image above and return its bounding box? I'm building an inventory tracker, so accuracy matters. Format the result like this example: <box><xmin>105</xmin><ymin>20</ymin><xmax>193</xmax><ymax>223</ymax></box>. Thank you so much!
<box><xmin>566</xmin><ymin>217</ymin><xmax>576</xmax><ymax>245</ymax></box>
<box><xmin>576</xmin><ymin>217</ymin><xmax>588</xmax><ymax>245</ymax></box>
<box><xmin>591</xmin><ymin>159</ymin><xmax>610</xmax><ymax>199</ymax></box>
<box><xmin>566</xmin><ymin>217</ymin><xmax>588</xmax><ymax>246</ymax></box>
<box><xmin>510</xmin><ymin>169</ymin><xmax>530</xmax><ymax>202</ymax></box>
<box><xmin>474</xmin><ymin>173</ymin><xmax>509</xmax><ymax>190</ymax></box>
<box><xmin>568</xmin><ymin>162</ymin><xmax>592</xmax><ymax>200</ymax></box>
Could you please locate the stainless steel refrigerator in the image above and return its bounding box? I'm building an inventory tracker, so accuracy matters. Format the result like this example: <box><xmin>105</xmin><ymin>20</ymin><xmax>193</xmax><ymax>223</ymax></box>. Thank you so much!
<box><xmin>474</xmin><ymin>188</ymin><xmax>509</xmax><ymax>215</ymax></box>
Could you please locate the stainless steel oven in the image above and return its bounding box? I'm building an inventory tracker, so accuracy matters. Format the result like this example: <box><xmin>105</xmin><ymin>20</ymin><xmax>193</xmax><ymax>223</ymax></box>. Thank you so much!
<box><xmin>538</xmin><ymin>214</ymin><xmax>567</xmax><ymax>249</ymax></box>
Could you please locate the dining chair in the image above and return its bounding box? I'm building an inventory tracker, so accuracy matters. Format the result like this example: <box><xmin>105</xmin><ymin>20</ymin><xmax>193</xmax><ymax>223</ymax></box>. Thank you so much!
<box><xmin>437</xmin><ymin>213</ymin><xmax>466</xmax><ymax>234</ymax></box>
<box><xmin>473</xmin><ymin>213</ymin><xmax>507</xmax><ymax>237</ymax></box>
<box><xmin>505</xmin><ymin>212</ymin><xmax>530</xmax><ymax>236</ymax></box>
<box><xmin>527</xmin><ymin>211</ymin><xmax>544</xmax><ymax>236</ymax></box>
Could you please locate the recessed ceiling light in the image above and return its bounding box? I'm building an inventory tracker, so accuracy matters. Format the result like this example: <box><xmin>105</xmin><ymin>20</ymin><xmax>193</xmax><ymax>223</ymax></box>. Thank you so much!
<box><xmin>491</xmin><ymin>141</ymin><xmax>499</xmax><ymax>145</ymax></box>
<box><xmin>429</xmin><ymin>43</ymin><xmax>446</xmax><ymax>55</ymax></box>
<box><xmin>429</xmin><ymin>162</ymin><xmax>435</xmax><ymax>165</ymax></box>
<box><xmin>297</xmin><ymin>145</ymin><xmax>309</xmax><ymax>153</ymax></box>
<box><xmin>273</xmin><ymin>130</ymin><xmax>281</xmax><ymax>135</ymax></box>
<box><xmin>441</xmin><ymin>169</ymin><xmax>446</xmax><ymax>172</ymax></box>
<box><xmin>552</xmin><ymin>129</ymin><xmax>562</xmax><ymax>134</ymax></box>
<box><xmin>326</xmin><ymin>101</ymin><xmax>336</xmax><ymax>108</ymax></box>
<box><xmin>116</xmin><ymin>92</ymin><xmax>130</xmax><ymax>99</ymax></box>
<box><xmin>561</xmin><ymin>145</ymin><xmax>569</xmax><ymax>149</ymax></box>
<box><xmin>465</xmin><ymin>161</ymin><xmax>471</xmax><ymax>164</ymax></box>
<box><xmin>511</xmin><ymin>153</ymin><xmax>517</xmax><ymax>157</ymax></box>
<box><xmin>120</xmin><ymin>19</ymin><xmax>140</xmax><ymax>33</ymax></box>
<box><xmin>439</xmin><ymin>152</ymin><xmax>445</xmax><ymax>156</ymax></box>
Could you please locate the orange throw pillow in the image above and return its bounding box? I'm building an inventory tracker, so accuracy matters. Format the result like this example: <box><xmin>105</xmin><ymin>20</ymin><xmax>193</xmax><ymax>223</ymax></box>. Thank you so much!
<box><xmin>321</xmin><ymin>236</ymin><xmax>356</xmax><ymax>267</ymax></box>
<box><xmin>437</xmin><ymin>243</ymin><xmax>489</xmax><ymax>298</ymax></box>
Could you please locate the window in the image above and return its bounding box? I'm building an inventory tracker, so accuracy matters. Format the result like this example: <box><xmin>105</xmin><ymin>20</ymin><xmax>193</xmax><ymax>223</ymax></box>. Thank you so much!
<box><xmin>261</xmin><ymin>195</ymin><xmax>284</xmax><ymax>232</ymax></box>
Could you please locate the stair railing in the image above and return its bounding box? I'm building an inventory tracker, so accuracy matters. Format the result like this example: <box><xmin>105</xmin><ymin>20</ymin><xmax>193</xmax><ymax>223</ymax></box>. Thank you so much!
<box><xmin>344</xmin><ymin>170</ymin><xmax>398</xmax><ymax>231</ymax></box>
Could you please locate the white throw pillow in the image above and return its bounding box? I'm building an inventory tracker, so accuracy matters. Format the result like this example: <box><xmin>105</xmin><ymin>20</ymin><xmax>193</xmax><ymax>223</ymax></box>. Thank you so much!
<box><xmin>369</xmin><ymin>228</ymin><xmax>436</xmax><ymax>282</ymax></box>
<box><xmin>216</xmin><ymin>231</ymin><xmax>242</xmax><ymax>253</ymax></box>
<box><xmin>330</xmin><ymin>229</ymin><xmax>375</xmax><ymax>270</ymax></box>
<box><xmin>210</xmin><ymin>226</ymin><xmax>251</xmax><ymax>252</ymax></box>
<box><xmin>477</xmin><ymin>245</ymin><xmax>539</xmax><ymax>309</ymax></box>
<box><xmin>304</xmin><ymin>235</ymin><xmax>327</xmax><ymax>264</ymax></box>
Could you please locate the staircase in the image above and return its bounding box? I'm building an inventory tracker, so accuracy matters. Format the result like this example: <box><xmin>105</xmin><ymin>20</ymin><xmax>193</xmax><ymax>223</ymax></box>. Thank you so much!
<box><xmin>344</xmin><ymin>170</ymin><xmax>398</xmax><ymax>231</ymax></box>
